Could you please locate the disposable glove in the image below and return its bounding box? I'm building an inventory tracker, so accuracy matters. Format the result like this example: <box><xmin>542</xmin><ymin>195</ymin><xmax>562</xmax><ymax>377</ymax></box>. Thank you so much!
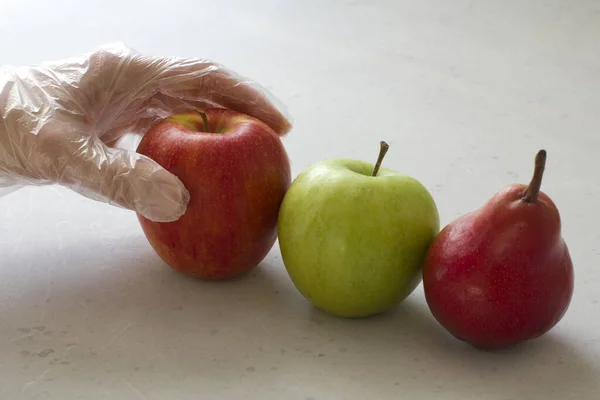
<box><xmin>0</xmin><ymin>43</ymin><xmax>291</xmax><ymax>222</ymax></box>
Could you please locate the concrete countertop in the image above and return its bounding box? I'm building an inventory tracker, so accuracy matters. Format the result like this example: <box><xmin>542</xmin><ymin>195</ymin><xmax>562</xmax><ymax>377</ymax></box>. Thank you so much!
<box><xmin>1</xmin><ymin>1</ymin><xmax>599</xmax><ymax>399</ymax></box>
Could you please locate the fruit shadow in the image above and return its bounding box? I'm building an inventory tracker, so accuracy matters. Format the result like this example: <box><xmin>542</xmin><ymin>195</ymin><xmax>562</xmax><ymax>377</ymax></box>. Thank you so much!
<box><xmin>303</xmin><ymin>291</ymin><xmax>600</xmax><ymax>399</ymax></box>
<box><xmin>5</xmin><ymin>237</ymin><xmax>599</xmax><ymax>399</ymax></box>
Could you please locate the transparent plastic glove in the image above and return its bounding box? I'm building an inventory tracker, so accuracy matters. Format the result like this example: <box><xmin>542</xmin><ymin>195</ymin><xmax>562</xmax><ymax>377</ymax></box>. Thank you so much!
<box><xmin>0</xmin><ymin>43</ymin><xmax>292</xmax><ymax>222</ymax></box>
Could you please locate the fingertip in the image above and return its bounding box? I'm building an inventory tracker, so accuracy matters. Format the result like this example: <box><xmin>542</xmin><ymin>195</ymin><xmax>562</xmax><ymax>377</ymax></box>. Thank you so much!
<box><xmin>249</xmin><ymin>83</ymin><xmax>294</xmax><ymax>136</ymax></box>
<box><xmin>243</xmin><ymin>81</ymin><xmax>294</xmax><ymax>137</ymax></box>
<box><xmin>101</xmin><ymin>149</ymin><xmax>191</xmax><ymax>223</ymax></box>
<box><xmin>131</xmin><ymin>158</ymin><xmax>191</xmax><ymax>222</ymax></box>
<box><xmin>276</xmin><ymin>116</ymin><xmax>294</xmax><ymax>136</ymax></box>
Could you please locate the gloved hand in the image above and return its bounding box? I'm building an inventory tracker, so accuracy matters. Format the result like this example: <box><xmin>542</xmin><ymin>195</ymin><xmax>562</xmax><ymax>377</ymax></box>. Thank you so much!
<box><xmin>0</xmin><ymin>43</ymin><xmax>292</xmax><ymax>222</ymax></box>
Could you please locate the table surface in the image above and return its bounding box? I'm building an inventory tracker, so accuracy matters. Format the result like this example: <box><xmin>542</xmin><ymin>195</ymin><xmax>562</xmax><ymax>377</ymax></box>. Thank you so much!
<box><xmin>1</xmin><ymin>0</ymin><xmax>599</xmax><ymax>399</ymax></box>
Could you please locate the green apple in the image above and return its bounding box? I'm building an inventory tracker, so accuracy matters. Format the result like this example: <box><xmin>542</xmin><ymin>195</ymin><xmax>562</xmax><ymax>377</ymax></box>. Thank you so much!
<box><xmin>277</xmin><ymin>141</ymin><xmax>440</xmax><ymax>318</ymax></box>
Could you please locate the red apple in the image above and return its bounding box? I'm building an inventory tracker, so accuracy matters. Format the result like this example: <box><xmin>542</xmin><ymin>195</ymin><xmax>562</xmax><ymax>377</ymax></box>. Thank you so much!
<box><xmin>135</xmin><ymin>108</ymin><xmax>292</xmax><ymax>280</ymax></box>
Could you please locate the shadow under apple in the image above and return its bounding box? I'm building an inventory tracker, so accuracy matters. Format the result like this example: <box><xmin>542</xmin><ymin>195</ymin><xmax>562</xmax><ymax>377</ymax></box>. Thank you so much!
<box><xmin>3</xmin><ymin>236</ymin><xmax>598</xmax><ymax>399</ymax></box>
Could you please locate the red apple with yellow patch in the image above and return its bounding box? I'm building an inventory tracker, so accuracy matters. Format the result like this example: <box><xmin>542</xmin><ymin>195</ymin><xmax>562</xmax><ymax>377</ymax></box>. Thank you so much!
<box><xmin>135</xmin><ymin>108</ymin><xmax>292</xmax><ymax>280</ymax></box>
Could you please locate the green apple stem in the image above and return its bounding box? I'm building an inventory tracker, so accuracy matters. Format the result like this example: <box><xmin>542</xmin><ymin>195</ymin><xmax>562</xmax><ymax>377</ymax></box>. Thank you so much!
<box><xmin>195</xmin><ymin>109</ymin><xmax>210</xmax><ymax>132</ymax></box>
<box><xmin>371</xmin><ymin>141</ymin><xmax>390</xmax><ymax>177</ymax></box>
<box><xmin>523</xmin><ymin>149</ymin><xmax>547</xmax><ymax>202</ymax></box>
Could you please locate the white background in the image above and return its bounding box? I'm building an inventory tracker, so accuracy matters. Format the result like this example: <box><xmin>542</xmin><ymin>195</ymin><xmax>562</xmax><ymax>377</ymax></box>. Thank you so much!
<box><xmin>1</xmin><ymin>0</ymin><xmax>599</xmax><ymax>399</ymax></box>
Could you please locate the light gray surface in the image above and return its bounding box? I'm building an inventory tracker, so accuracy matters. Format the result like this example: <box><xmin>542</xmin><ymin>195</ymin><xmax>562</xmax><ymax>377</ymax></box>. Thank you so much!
<box><xmin>1</xmin><ymin>1</ymin><xmax>599</xmax><ymax>399</ymax></box>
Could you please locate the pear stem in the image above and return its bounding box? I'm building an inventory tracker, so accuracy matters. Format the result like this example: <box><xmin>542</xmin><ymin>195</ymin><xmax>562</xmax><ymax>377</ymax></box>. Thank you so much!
<box><xmin>523</xmin><ymin>149</ymin><xmax>547</xmax><ymax>202</ymax></box>
<box><xmin>371</xmin><ymin>141</ymin><xmax>390</xmax><ymax>177</ymax></box>
<box><xmin>196</xmin><ymin>109</ymin><xmax>210</xmax><ymax>132</ymax></box>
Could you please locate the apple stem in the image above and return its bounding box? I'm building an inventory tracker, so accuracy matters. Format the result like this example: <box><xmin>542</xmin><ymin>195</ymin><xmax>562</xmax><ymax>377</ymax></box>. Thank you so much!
<box><xmin>371</xmin><ymin>141</ymin><xmax>390</xmax><ymax>177</ymax></box>
<box><xmin>196</xmin><ymin>109</ymin><xmax>210</xmax><ymax>132</ymax></box>
<box><xmin>523</xmin><ymin>149</ymin><xmax>547</xmax><ymax>202</ymax></box>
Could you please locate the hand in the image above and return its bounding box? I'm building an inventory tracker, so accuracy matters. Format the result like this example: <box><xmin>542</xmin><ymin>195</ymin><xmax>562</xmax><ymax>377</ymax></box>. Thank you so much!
<box><xmin>0</xmin><ymin>43</ymin><xmax>292</xmax><ymax>222</ymax></box>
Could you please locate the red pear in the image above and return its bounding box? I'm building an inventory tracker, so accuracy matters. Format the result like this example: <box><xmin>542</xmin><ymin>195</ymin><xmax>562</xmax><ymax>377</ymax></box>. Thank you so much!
<box><xmin>422</xmin><ymin>150</ymin><xmax>574</xmax><ymax>350</ymax></box>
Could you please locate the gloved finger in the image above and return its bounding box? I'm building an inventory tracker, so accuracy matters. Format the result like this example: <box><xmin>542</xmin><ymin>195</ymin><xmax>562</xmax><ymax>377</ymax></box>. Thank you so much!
<box><xmin>155</xmin><ymin>61</ymin><xmax>293</xmax><ymax>136</ymax></box>
<box><xmin>84</xmin><ymin>43</ymin><xmax>293</xmax><ymax>136</ymax></box>
<box><xmin>60</xmin><ymin>137</ymin><xmax>190</xmax><ymax>222</ymax></box>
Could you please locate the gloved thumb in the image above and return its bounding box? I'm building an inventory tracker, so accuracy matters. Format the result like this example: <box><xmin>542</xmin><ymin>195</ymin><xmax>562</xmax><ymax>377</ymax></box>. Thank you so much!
<box><xmin>62</xmin><ymin>137</ymin><xmax>190</xmax><ymax>222</ymax></box>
